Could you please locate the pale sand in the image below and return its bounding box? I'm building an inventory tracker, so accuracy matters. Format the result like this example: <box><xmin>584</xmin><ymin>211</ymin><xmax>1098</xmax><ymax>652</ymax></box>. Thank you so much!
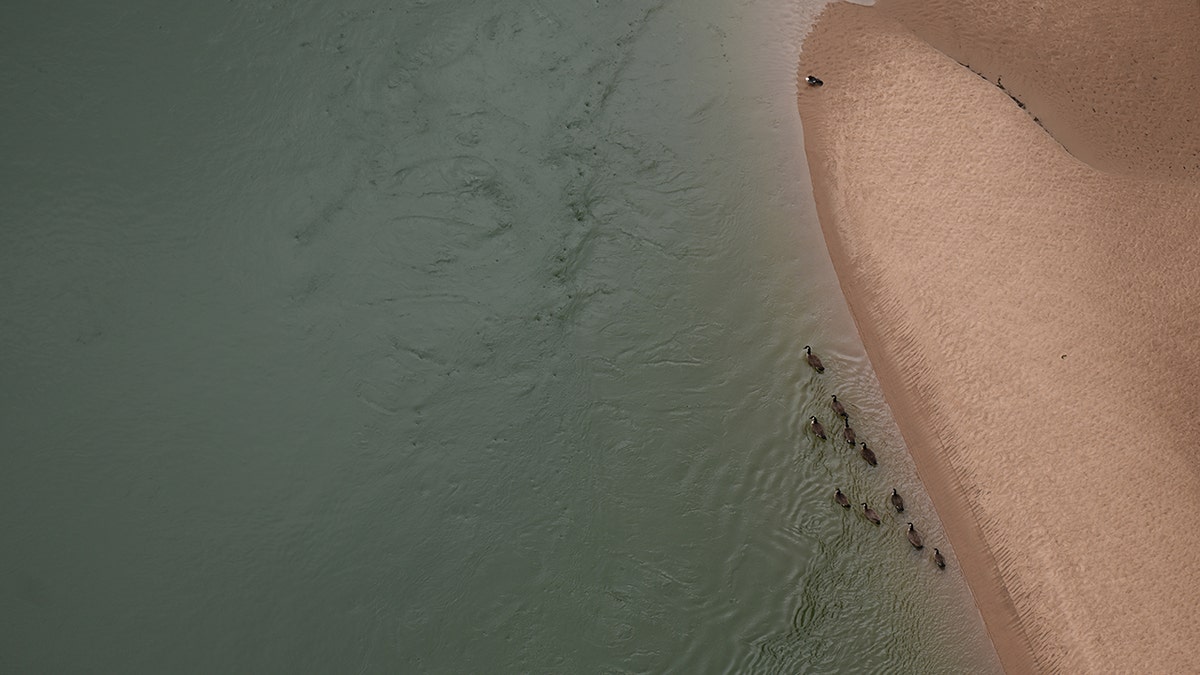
<box><xmin>797</xmin><ymin>1</ymin><xmax>1200</xmax><ymax>672</ymax></box>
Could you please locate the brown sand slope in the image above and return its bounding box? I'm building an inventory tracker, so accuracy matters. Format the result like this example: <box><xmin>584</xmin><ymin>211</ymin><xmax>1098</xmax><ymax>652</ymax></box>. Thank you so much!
<box><xmin>797</xmin><ymin>2</ymin><xmax>1200</xmax><ymax>672</ymax></box>
<box><xmin>877</xmin><ymin>0</ymin><xmax>1200</xmax><ymax>178</ymax></box>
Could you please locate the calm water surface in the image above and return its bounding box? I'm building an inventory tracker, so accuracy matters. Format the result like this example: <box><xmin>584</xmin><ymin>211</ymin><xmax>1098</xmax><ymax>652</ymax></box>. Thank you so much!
<box><xmin>1</xmin><ymin>1</ymin><xmax>1001</xmax><ymax>672</ymax></box>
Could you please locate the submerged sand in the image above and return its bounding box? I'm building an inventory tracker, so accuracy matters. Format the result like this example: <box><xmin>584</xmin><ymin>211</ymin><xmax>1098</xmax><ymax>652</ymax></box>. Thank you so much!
<box><xmin>797</xmin><ymin>1</ymin><xmax>1200</xmax><ymax>671</ymax></box>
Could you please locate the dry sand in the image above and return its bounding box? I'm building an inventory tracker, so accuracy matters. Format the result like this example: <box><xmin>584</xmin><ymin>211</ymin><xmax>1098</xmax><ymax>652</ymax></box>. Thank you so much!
<box><xmin>797</xmin><ymin>1</ymin><xmax>1200</xmax><ymax>672</ymax></box>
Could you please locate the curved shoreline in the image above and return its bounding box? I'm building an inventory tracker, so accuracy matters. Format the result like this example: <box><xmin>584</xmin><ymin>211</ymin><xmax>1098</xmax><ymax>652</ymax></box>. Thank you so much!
<box><xmin>811</xmin><ymin>218</ymin><xmax>1041</xmax><ymax>672</ymax></box>
<box><xmin>797</xmin><ymin>2</ymin><xmax>1200</xmax><ymax>671</ymax></box>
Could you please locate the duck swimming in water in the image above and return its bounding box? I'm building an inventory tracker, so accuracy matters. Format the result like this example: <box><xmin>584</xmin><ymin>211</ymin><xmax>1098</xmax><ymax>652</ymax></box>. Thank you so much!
<box><xmin>933</xmin><ymin>548</ymin><xmax>946</xmax><ymax>569</ymax></box>
<box><xmin>859</xmin><ymin>442</ymin><xmax>878</xmax><ymax>466</ymax></box>
<box><xmin>890</xmin><ymin>488</ymin><xmax>904</xmax><ymax>513</ymax></box>
<box><xmin>842</xmin><ymin>419</ymin><xmax>856</xmax><ymax>446</ymax></box>
<box><xmin>834</xmin><ymin>488</ymin><xmax>851</xmax><ymax>508</ymax></box>
<box><xmin>906</xmin><ymin>523</ymin><xmax>924</xmax><ymax>549</ymax></box>
<box><xmin>830</xmin><ymin>395</ymin><xmax>847</xmax><ymax>418</ymax></box>
<box><xmin>809</xmin><ymin>416</ymin><xmax>827</xmax><ymax>440</ymax></box>
<box><xmin>804</xmin><ymin>345</ymin><xmax>825</xmax><ymax>373</ymax></box>
<box><xmin>862</xmin><ymin>503</ymin><xmax>881</xmax><ymax>525</ymax></box>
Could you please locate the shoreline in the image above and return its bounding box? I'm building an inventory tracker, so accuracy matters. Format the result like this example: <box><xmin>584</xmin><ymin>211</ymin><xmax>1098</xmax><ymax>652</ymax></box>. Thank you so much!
<box><xmin>797</xmin><ymin>2</ymin><xmax>1200</xmax><ymax>672</ymax></box>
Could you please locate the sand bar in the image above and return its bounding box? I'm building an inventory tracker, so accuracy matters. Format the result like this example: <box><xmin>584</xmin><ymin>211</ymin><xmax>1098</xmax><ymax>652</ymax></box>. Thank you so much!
<box><xmin>797</xmin><ymin>1</ymin><xmax>1200</xmax><ymax>671</ymax></box>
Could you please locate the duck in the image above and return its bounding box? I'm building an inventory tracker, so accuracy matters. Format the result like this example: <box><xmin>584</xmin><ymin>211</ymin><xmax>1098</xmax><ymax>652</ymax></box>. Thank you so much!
<box><xmin>830</xmin><ymin>395</ymin><xmax>847</xmax><ymax>419</ymax></box>
<box><xmin>859</xmin><ymin>442</ymin><xmax>878</xmax><ymax>466</ymax></box>
<box><xmin>890</xmin><ymin>488</ymin><xmax>905</xmax><ymax>513</ymax></box>
<box><xmin>805</xmin><ymin>75</ymin><xmax>824</xmax><ymax>87</ymax></box>
<box><xmin>804</xmin><ymin>345</ymin><xmax>825</xmax><ymax>373</ymax></box>
<box><xmin>906</xmin><ymin>523</ymin><xmax>924</xmax><ymax>549</ymax></box>
<box><xmin>933</xmin><ymin>548</ymin><xmax>946</xmax><ymax>569</ymax></box>
<box><xmin>834</xmin><ymin>488</ymin><xmax>851</xmax><ymax>508</ymax></box>
<box><xmin>842</xmin><ymin>419</ymin><xmax>856</xmax><ymax>446</ymax></box>
<box><xmin>862</xmin><ymin>503</ymin><xmax>881</xmax><ymax>525</ymax></box>
<box><xmin>809</xmin><ymin>416</ymin><xmax>827</xmax><ymax>440</ymax></box>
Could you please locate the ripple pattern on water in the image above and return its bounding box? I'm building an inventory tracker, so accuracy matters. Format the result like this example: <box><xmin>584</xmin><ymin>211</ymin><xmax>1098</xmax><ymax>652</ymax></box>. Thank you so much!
<box><xmin>0</xmin><ymin>0</ymin><xmax>998</xmax><ymax>672</ymax></box>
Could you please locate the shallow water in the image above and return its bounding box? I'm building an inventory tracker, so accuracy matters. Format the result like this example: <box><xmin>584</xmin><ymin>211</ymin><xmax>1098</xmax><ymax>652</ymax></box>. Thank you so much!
<box><xmin>1</xmin><ymin>1</ymin><xmax>1000</xmax><ymax>672</ymax></box>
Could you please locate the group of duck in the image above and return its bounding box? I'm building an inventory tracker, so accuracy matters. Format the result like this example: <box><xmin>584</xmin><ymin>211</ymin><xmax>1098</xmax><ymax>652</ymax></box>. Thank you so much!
<box><xmin>804</xmin><ymin>345</ymin><xmax>946</xmax><ymax>571</ymax></box>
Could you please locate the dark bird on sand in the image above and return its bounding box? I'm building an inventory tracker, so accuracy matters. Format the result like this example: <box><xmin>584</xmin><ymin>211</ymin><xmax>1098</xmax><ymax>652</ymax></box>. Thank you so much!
<box><xmin>859</xmin><ymin>442</ymin><xmax>878</xmax><ymax>466</ymax></box>
<box><xmin>842</xmin><ymin>420</ymin><xmax>856</xmax><ymax>446</ymax></box>
<box><xmin>862</xmin><ymin>503</ymin><xmax>881</xmax><ymax>525</ymax></box>
<box><xmin>933</xmin><ymin>548</ymin><xmax>946</xmax><ymax>569</ymax></box>
<box><xmin>890</xmin><ymin>488</ymin><xmax>905</xmax><ymax>513</ymax></box>
<box><xmin>831</xmin><ymin>395</ymin><xmax>847</xmax><ymax>418</ymax></box>
<box><xmin>834</xmin><ymin>488</ymin><xmax>851</xmax><ymax>508</ymax></box>
<box><xmin>804</xmin><ymin>345</ymin><xmax>824</xmax><ymax>373</ymax></box>
<box><xmin>806</xmin><ymin>75</ymin><xmax>824</xmax><ymax>87</ymax></box>
<box><xmin>906</xmin><ymin>523</ymin><xmax>924</xmax><ymax>549</ymax></box>
<box><xmin>809</xmin><ymin>416</ymin><xmax>827</xmax><ymax>440</ymax></box>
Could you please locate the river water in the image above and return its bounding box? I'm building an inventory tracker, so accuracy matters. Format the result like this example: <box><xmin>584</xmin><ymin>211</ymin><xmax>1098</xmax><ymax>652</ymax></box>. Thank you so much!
<box><xmin>1</xmin><ymin>1</ymin><xmax>1001</xmax><ymax>672</ymax></box>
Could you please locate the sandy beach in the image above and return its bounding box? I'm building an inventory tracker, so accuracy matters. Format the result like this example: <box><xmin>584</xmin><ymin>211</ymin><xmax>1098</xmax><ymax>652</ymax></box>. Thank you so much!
<box><xmin>797</xmin><ymin>1</ymin><xmax>1200</xmax><ymax>672</ymax></box>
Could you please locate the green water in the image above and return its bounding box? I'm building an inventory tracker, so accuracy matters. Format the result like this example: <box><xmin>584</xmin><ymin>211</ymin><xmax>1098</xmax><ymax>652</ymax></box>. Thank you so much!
<box><xmin>1</xmin><ymin>1</ymin><xmax>1001</xmax><ymax>672</ymax></box>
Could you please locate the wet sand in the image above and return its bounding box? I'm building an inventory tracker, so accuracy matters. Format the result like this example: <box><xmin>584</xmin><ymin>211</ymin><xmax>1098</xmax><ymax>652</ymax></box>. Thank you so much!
<box><xmin>797</xmin><ymin>1</ymin><xmax>1200</xmax><ymax>672</ymax></box>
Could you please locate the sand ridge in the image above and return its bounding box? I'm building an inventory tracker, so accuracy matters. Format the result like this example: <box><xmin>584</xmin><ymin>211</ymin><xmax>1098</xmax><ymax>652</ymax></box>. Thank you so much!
<box><xmin>797</xmin><ymin>2</ymin><xmax>1200</xmax><ymax>672</ymax></box>
<box><xmin>875</xmin><ymin>0</ymin><xmax>1200</xmax><ymax>179</ymax></box>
